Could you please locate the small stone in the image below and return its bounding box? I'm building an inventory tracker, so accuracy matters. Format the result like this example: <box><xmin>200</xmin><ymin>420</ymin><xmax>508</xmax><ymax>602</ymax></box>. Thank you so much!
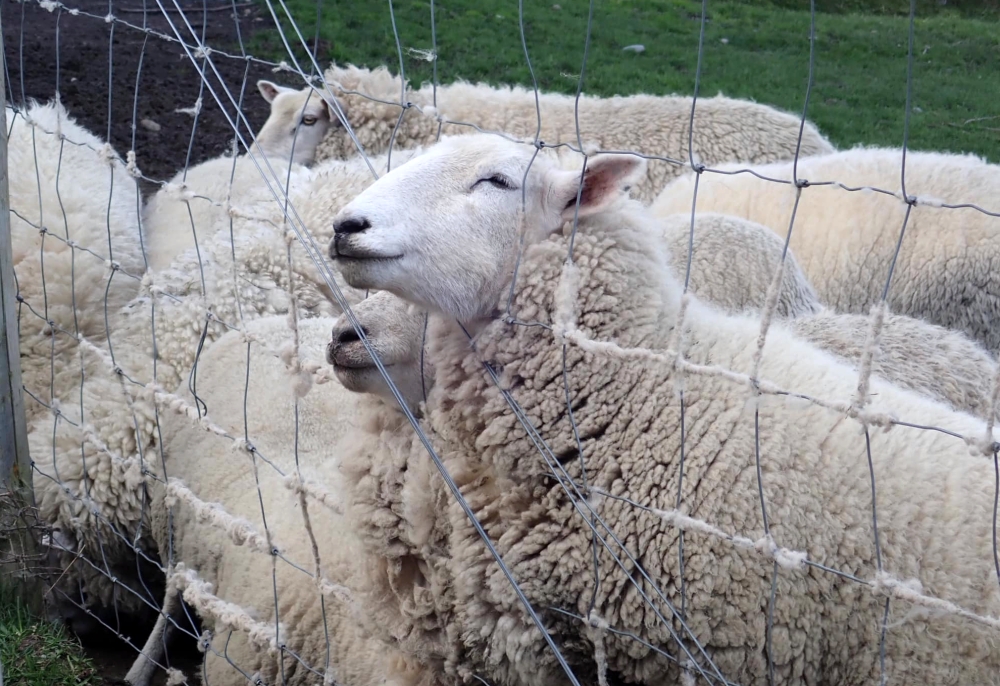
<box><xmin>552</xmin><ymin>3</ymin><xmax>561</xmax><ymax>8</ymax></box>
<box><xmin>622</xmin><ymin>44</ymin><xmax>645</xmax><ymax>53</ymax></box>
<box><xmin>720</xmin><ymin>37</ymin><xmax>729</xmax><ymax>44</ymax></box>
<box><xmin>913</xmin><ymin>106</ymin><xmax>923</xmax><ymax>113</ymax></box>
<box><xmin>140</xmin><ymin>118</ymin><xmax>161</xmax><ymax>132</ymax></box>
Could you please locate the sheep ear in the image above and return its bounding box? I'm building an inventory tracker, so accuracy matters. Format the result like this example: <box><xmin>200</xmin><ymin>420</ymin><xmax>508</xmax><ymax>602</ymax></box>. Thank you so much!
<box><xmin>556</xmin><ymin>154</ymin><xmax>647</xmax><ymax>220</ymax></box>
<box><xmin>323</xmin><ymin>96</ymin><xmax>343</xmax><ymax>127</ymax></box>
<box><xmin>257</xmin><ymin>80</ymin><xmax>285</xmax><ymax>103</ymax></box>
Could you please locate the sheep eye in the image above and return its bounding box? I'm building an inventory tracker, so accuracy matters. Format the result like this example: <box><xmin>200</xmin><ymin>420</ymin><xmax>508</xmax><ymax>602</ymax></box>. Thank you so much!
<box><xmin>473</xmin><ymin>174</ymin><xmax>516</xmax><ymax>191</ymax></box>
<box><xmin>302</xmin><ymin>115</ymin><xmax>318</xmax><ymax>126</ymax></box>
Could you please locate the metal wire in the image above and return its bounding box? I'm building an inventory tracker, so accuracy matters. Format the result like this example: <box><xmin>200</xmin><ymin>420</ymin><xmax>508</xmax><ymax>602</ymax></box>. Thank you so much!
<box><xmin>3</xmin><ymin>0</ymin><xmax>1000</xmax><ymax>685</ymax></box>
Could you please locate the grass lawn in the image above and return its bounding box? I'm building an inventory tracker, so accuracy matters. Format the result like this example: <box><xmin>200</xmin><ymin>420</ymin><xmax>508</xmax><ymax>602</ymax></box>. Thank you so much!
<box><xmin>0</xmin><ymin>585</ymin><xmax>102</xmax><ymax>686</ymax></box>
<box><xmin>252</xmin><ymin>0</ymin><xmax>1000</xmax><ymax>162</ymax></box>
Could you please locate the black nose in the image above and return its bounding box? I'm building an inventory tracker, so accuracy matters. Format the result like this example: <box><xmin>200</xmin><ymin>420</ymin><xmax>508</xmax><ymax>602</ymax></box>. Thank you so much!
<box><xmin>334</xmin><ymin>216</ymin><xmax>371</xmax><ymax>235</ymax></box>
<box><xmin>336</xmin><ymin>325</ymin><xmax>369</xmax><ymax>345</ymax></box>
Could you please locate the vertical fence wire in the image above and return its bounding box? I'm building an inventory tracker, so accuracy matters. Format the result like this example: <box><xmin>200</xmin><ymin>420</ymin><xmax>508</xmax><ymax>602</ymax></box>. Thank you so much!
<box><xmin>1</xmin><ymin>1</ymin><xmax>1000</xmax><ymax>685</ymax></box>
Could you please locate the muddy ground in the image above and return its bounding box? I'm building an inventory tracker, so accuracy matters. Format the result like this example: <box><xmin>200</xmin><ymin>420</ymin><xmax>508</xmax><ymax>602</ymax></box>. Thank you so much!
<box><xmin>2</xmin><ymin>0</ymin><xmax>289</xmax><ymax>196</ymax></box>
<box><xmin>2</xmin><ymin>0</ymin><xmax>302</xmax><ymax>680</ymax></box>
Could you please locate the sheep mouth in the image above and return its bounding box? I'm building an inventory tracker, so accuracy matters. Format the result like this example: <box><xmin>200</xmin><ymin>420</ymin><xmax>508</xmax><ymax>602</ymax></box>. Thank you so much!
<box><xmin>333</xmin><ymin>364</ymin><xmax>397</xmax><ymax>393</ymax></box>
<box><xmin>327</xmin><ymin>341</ymin><xmax>403</xmax><ymax>370</ymax></box>
<box><xmin>331</xmin><ymin>238</ymin><xmax>403</xmax><ymax>262</ymax></box>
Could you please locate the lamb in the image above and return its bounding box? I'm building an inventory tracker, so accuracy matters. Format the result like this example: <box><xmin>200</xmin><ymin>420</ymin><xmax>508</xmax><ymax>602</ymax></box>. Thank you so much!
<box><xmin>7</xmin><ymin>99</ymin><xmax>145</xmax><ymax>424</ymax></box>
<box><xmin>312</xmin><ymin>63</ymin><xmax>835</xmax><ymax>203</ymax></box>
<box><xmin>327</xmin><ymin>133</ymin><xmax>1000</xmax><ymax>686</ymax></box>
<box><xmin>140</xmin><ymin>310</ymin><xmax>431</xmax><ymax>686</ymax></box>
<box><xmin>650</xmin><ymin>147</ymin><xmax>1000</xmax><ymax>351</ymax></box>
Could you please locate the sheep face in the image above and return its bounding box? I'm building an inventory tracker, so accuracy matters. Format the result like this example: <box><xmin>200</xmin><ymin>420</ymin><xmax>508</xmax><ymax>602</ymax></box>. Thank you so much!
<box><xmin>255</xmin><ymin>80</ymin><xmax>339</xmax><ymax>166</ymax></box>
<box><xmin>326</xmin><ymin>290</ymin><xmax>430</xmax><ymax>412</ymax></box>
<box><xmin>328</xmin><ymin>134</ymin><xmax>645</xmax><ymax>320</ymax></box>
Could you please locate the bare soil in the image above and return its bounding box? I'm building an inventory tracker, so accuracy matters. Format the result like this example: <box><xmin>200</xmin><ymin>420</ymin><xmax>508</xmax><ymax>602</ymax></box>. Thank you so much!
<box><xmin>3</xmin><ymin>0</ymin><xmax>281</xmax><ymax>197</ymax></box>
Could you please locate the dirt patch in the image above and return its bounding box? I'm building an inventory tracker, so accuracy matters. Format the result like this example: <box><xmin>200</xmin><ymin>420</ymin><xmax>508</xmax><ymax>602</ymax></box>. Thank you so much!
<box><xmin>2</xmin><ymin>0</ymin><xmax>289</xmax><ymax>197</ymax></box>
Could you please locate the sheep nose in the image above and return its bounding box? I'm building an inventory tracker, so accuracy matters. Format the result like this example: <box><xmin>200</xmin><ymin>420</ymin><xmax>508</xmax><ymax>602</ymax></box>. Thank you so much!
<box><xmin>334</xmin><ymin>216</ymin><xmax>371</xmax><ymax>235</ymax></box>
<box><xmin>336</xmin><ymin>325</ymin><xmax>369</xmax><ymax>346</ymax></box>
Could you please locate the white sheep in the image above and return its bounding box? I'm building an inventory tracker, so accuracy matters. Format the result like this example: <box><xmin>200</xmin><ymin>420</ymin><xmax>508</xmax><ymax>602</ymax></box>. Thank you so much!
<box><xmin>141</xmin><ymin>134</ymin><xmax>423</xmax><ymax>276</ymax></box>
<box><xmin>27</xmin><ymin>208</ymin><xmax>355</xmax><ymax>632</ymax></box>
<box><xmin>28</xmin><ymin>142</ymin><xmax>425</xmax><ymax>625</ymax></box>
<box><xmin>254</xmin><ymin>80</ymin><xmax>339</xmax><ymax>166</ymax></box>
<box><xmin>331</xmin><ymin>212</ymin><xmax>1000</xmax><ymax>430</ymax></box>
<box><xmin>313</xmin><ymin>63</ymin><xmax>835</xmax><ymax>203</ymax></box>
<box><xmin>140</xmin><ymin>153</ymin><xmax>308</xmax><ymax>274</ymax></box>
<box><xmin>657</xmin><ymin>212</ymin><xmax>822</xmax><ymax>318</ymax></box>
<box><xmin>327</xmin><ymin>133</ymin><xmax>1000</xmax><ymax>686</ymax></box>
<box><xmin>651</xmin><ymin>146</ymin><xmax>1000</xmax><ymax>351</ymax></box>
<box><xmin>657</xmin><ymin>212</ymin><xmax>1000</xmax><ymax>422</ymax></box>
<box><xmin>8</xmin><ymin>99</ymin><xmax>145</xmax><ymax>424</ymax></box>
<box><xmin>141</xmin><ymin>79</ymin><xmax>340</xmax><ymax>275</ymax></box>
<box><xmin>140</xmin><ymin>311</ymin><xmax>430</xmax><ymax>686</ymax></box>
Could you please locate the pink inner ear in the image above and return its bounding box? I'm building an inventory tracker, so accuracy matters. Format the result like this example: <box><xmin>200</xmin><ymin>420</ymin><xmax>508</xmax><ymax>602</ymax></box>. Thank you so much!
<box><xmin>580</xmin><ymin>164</ymin><xmax>620</xmax><ymax>207</ymax></box>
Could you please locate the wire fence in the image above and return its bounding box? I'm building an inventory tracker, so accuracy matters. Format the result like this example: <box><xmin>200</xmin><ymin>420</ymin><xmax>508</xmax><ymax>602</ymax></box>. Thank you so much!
<box><xmin>2</xmin><ymin>0</ymin><xmax>1000</xmax><ymax>684</ymax></box>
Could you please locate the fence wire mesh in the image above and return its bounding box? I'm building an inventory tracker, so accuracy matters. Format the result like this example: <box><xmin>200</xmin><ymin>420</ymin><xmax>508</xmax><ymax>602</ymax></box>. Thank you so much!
<box><xmin>1</xmin><ymin>0</ymin><xmax>1000</xmax><ymax>684</ymax></box>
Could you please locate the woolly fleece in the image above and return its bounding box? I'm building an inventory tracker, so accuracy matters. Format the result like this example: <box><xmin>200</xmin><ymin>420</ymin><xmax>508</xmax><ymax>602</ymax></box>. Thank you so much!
<box><xmin>343</xmin><ymin>193</ymin><xmax>1000</xmax><ymax>685</ymax></box>
<box><xmin>8</xmin><ymin>100</ymin><xmax>144</xmax><ymax>423</ymax></box>
<box><xmin>150</xmin><ymin>315</ymin><xmax>428</xmax><ymax>686</ymax></box>
<box><xmin>651</xmin><ymin>146</ymin><xmax>1000</xmax><ymax>351</ymax></box>
<box><xmin>313</xmin><ymin>64</ymin><xmax>834</xmax><ymax>203</ymax></box>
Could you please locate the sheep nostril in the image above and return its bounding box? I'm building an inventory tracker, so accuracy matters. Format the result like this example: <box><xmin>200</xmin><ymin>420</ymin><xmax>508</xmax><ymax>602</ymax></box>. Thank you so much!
<box><xmin>336</xmin><ymin>325</ymin><xmax>369</xmax><ymax>346</ymax></box>
<box><xmin>333</xmin><ymin>216</ymin><xmax>371</xmax><ymax>235</ymax></box>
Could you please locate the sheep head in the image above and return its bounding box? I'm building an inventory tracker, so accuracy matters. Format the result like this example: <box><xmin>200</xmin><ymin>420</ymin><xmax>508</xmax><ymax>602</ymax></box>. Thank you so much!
<box><xmin>327</xmin><ymin>134</ymin><xmax>646</xmax><ymax>320</ymax></box>
<box><xmin>327</xmin><ymin>290</ymin><xmax>430</xmax><ymax>413</ymax></box>
<box><xmin>255</xmin><ymin>80</ymin><xmax>340</xmax><ymax>166</ymax></box>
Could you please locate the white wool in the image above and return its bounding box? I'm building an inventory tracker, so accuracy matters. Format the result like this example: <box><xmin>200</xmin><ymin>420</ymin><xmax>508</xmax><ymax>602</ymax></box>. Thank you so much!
<box><xmin>652</xmin><ymin>146</ymin><xmax>1000</xmax><ymax>352</ymax></box>
<box><xmin>313</xmin><ymin>63</ymin><xmax>835</xmax><ymax>203</ymax></box>
<box><xmin>7</xmin><ymin>99</ymin><xmax>144</xmax><ymax>426</ymax></box>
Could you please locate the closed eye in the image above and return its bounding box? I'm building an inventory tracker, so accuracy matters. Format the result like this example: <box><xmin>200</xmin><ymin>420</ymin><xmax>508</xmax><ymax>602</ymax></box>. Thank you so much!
<box><xmin>472</xmin><ymin>174</ymin><xmax>517</xmax><ymax>191</ymax></box>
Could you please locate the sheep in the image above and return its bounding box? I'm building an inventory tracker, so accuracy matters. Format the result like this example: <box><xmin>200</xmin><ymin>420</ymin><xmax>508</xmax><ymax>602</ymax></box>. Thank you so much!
<box><xmin>28</xmin><ymin>143</ymin><xmax>430</xmax><ymax>625</ymax></box>
<box><xmin>141</xmin><ymin>79</ymin><xmax>341</xmax><ymax>275</ymax></box>
<box><xmin>650</xmin><ymin>147</ymin><xmax>1000</xmax><ymax>352</ymax></box>
<box><xmin>657</xmin><ymin>212</ymin><xmax>1000</xmax><ymax>423</ymax></box>
<box><xmin>326</xmin><ymin>289</ymin><xmax>431</xmax><ymax>413</ymax></box>
<box><xmin>657</xmin><ymin>212</ymin><xmax>822</xmax><ymax>318</ymax></box>
<box><xmin>312</xmin><ymin>63</ymin><xmax>835</xmax><ymax>203</ymax></box>
<box><xmin>140</xmin><ymin>153</ymin><xmax>308</xmax><ymax>274</ymax></box>
<box><xmin>141</xmin><ymin>135</ymin><xmax>423</xmax><ymax>275</ymax></box>
<box><xmin>254</xmin><ymin>80</ymin><xmax>339</xmax><ymax>166</ymax></box>
<box><xmin>327</xmin><ymin>133</ymin><xmax>1000</xmax><ymax>686</ymax></box>
<box><xmin>27</xmin><ymin>205</ymin><xmax>358</xmax><ymax>632</ymax></box>
<box><xmin>329</xmin><ymin>211</ymin><xmax>999</xmax><ymax>428</ymax></box>
<box><xmin>7</xmin><ymin>99</ymin><xmax>145</xmax><ymax>424</ymax></box>
<box><xmin>141</xmin><ymin>311</ymin><xmax>432</xmax><ymax>686</ymax></box>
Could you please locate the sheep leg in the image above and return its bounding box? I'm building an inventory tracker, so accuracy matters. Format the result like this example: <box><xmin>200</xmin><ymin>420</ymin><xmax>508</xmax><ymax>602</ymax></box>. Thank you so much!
<box><xmin>124</xmin><ymin>589</ymin><xmax>180</xmax><ymax>686</ymax></box>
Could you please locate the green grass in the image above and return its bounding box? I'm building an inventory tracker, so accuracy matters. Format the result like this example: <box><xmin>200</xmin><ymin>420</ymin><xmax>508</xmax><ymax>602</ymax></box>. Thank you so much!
<box><xmin>0</xmin><ymin>585</ymin><xmax>102</xmax><ymax>686</ymax></box>
<box><xmin>252</xmin><ymin>0</ymin><xmax>1000</xmax><ymax>162</ymax></box>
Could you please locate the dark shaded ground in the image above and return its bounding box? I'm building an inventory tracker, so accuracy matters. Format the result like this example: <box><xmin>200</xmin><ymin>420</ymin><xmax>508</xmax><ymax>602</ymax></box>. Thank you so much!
<box><xmin>82</xmin><ymin>614</ymin><xmax>205</xmax><ymax>686</ymax></box>
<box><xmin>2</xmin><ymin>0</ymin><xmax>283</xmax><ymax>197</ymax></box>
<box><xmin>1</xmin><ymin>0</ymin><xmax>285</xmax><ymax>680</ymax></box>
